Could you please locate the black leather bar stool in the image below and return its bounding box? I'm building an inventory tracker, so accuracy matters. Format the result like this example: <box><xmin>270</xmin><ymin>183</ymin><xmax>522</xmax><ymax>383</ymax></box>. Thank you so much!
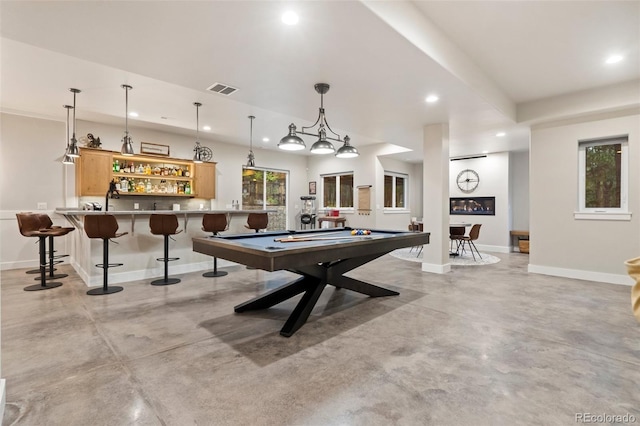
<box><xmin>31</xmin><ymin>213</ymin><xmax>75</xmax><ymax>281</ymax></box>
<box><xmin>245</xmin><ymin>213</ymin><xmax>268</xmax><ymax>233</ymax></box>
<box><xmin>202</xmin><ymin>213</ymin><xmax>229</xmax><ymax>278</ymax></box>
<box><xmin>84</xmin><ymin>214</ymin><xmax>128</xmax><ymax>295</ymax></box>
<box><xmin>149</xmin><ymin>214</ymin><xmax>182</xmax><ymax>286</ymax></box>
<box><xmin>16</xmin><ymin>213</ymin><xmax>66</xmax><ymax>291</ymax></box>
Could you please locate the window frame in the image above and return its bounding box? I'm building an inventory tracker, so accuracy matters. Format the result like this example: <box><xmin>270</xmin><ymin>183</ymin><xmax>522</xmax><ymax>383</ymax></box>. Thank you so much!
<box><xmin>383</xmin><ymin>171</ymin><xmax>409</xmax><ymax>211</ymax></box>
<box><xmin>576</xmin><ymin>136</ymin><xmax>630</xmax><ymax>221</ymax></box>
<box><xmin>242</xmin><ymin>166</ymin><xmax>290</xmax><ymax>228</ymax></box>
<box><xmin>320</xmin><ymin>172</ymin><xmax>354</xmax><ymax>211</ymax></box>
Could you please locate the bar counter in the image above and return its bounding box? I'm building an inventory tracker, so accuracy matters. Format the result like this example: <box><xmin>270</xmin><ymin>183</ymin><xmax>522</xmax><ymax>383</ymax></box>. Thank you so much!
<box><xmin>56</xmin><ymin>209</ymin><xmax>273</xmax><ymax>287</ymax></box>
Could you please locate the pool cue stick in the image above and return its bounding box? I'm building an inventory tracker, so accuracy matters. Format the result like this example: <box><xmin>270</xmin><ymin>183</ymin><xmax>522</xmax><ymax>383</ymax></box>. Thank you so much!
<box><xmin>273</xmin><ymin>231</ymin><xmax>344</xmax><ymax>242</ymax></box>
<box><xmin>275</xmin><ymin>235</ymin><xmax>372</xmax><ymax>242</ymax></box>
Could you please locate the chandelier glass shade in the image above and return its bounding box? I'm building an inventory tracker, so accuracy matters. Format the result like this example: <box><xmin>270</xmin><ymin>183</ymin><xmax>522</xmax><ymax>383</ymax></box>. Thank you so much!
<box><xmin>335</xmin><ymin>135</ymin><xmax>359</xmax><ymax>158</ymax></box>
<box><xmin>278</xmin><ymin>83</ymin><xmax>358</xmax><ymax>158</ymax></box>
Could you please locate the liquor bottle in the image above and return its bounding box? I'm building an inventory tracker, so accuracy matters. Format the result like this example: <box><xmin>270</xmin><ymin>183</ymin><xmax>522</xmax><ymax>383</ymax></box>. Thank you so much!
<box><xmin>146</xmin><ymin>179</ymin><xmax>152</xmax><ymax>193</ymax></box>
<box><xmin>185</xmin><ymin>182</ymin><xmax>191</xmax><ymax>195</ymax></box>
<box><xmin>114</xmin><ymin>159</ymin><xmax>120</xmax><ymax>172</ymax></box>
<box><xmin>137</xmin><ymin>164</ymin><xmax>144</xmax><ymax>174</ymax></box>
<box><xmin>129</xmin><ymin>163</ymin><xmax>134</xmax><ymax>173</ymax></box>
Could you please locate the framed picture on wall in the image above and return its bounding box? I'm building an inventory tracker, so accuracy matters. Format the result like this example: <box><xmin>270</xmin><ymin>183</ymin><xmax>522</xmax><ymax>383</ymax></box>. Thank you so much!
<box><xmin>309</xmin><ymin>181</ymin><xmax>317</xmax><ymax>195</ymax></box>
<box><xmin>450</xmin><ymin>196</ymin><xmax>495</xmax><ymax>215</ymax></box>
<box><xmin>140</xmin><ymin>142</ymin><xmax>170</xmax><ymax>156</ymax></box>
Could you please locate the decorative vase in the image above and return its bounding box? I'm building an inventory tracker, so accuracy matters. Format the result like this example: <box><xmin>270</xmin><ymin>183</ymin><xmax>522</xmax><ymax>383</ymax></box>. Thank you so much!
<box><xmin>624</xmin><ymin>256</ymin><xmax>640</xmax><ymax>322</ymax></box>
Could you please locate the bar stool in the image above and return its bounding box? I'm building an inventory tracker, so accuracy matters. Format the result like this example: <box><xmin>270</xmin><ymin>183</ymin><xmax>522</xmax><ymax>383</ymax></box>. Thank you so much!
<box><xmin>201</xmin><ymin>213</ymin><xmax>229</xmax><ymax>278</ymax></box>
<box><xmin>16</xmin><ymin>213</ymin><xmax>67</xmax><ymax>291</ymax></box>
<box><xmin>84</xmin><ymin>214</ymin><xmax>128</xmax><ymax>295</ymax></box>
<box><xmin>245</xmin><ymin>213</ymin><xmax>268</xmax><ymax>233</ymax></box>
<box><xmin>31</xmin><ymin>213</ymin><xmax>75</xmax><ymax>281</ymax></box>
<box><xmin>149</xmin><ymin>214</ymin><xmax>182</xmax><ymax>286</ymax></box>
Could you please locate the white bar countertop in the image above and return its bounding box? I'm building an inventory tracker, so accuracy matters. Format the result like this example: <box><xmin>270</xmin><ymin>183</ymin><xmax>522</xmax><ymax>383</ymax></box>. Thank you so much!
<box><xmin>55</xmin><ymin>208</ymin><xmax>271</xmax><ymax>215</ymax></box>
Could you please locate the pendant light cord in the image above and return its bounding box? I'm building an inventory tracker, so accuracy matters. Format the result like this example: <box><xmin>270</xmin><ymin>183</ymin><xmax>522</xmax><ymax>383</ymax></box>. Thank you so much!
<box><xmin>249</xmin><ymin>115</ymin><xmax>254</xmax><ymax>152</ymax></box>
<box><xmin>125</xmin><ymin>86</ymin><xmax>129</xmax><ymax>135</ymax></box>
<box><xmin>72</xmin><ymin>91</ymin><xmax>77</xmax><ymax>139</ymax></box>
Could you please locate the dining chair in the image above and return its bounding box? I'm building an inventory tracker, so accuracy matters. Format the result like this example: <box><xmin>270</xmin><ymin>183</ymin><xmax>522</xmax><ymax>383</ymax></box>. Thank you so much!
<box><xmin>458</xmin><ymin>224</ymin><xmax>483</xmax><ymax>261</ymax></box>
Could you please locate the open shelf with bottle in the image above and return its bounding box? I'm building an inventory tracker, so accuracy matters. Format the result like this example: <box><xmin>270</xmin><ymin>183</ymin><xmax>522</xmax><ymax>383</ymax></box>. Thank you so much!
<box><xmin>76</xmin><ymin>148</ymin><xmax>216</xmax><ymax>199</ymax></box>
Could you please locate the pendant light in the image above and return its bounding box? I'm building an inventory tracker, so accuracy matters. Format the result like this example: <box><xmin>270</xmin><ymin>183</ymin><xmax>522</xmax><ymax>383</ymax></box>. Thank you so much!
<box><xmin>193</xmin><ymin>102</ymin><xmax>203</xmax><ymax>163</ymax></box>
<box><xmin>62</xmin><ymin>104</ymin><xmax>75</xmax><ymax>165</ymax></box>
<box><xmin>246</xmin><ymin>115</ymin><xmax>256</xmax><ymax>168</ymax></box>
<box><xmin>120</xmin><ymin>84</ymin><xmax>135</xmax><ymax>156</ymax></box>
<box><xmin>278</xmin><ymin>83</ymin><xmax>358</xmax><ymax>157</ymax></box>
<box><xmin>335</xmin><ymin>135</ymin><xmax>359</xmax><ymax>158</ymax></box>
<box><xmin>67</xmin><ymin>88</ymin><xmax>81</xmax><ymax>157</ymax></box>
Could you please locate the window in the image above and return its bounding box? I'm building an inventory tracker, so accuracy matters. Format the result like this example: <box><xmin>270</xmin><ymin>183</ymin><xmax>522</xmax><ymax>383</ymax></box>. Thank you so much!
<box><xmin>242</xmin><ymin>167</ymin><xmax>288</xmax><ymax>229</ymax></box>
<box><xmin>577</xmin><ymin>136</ymin><xmax>628</xmax><ymax>218</ymax></box>
<box><xmin>384</xmin><ymin>172</ymin><xmax>408</xmax><ymax>209</ymax></box>
<box><xmin>322</xmin><ymin>173</ymin><xmax>353</xmax><ymax>209</ymax></box>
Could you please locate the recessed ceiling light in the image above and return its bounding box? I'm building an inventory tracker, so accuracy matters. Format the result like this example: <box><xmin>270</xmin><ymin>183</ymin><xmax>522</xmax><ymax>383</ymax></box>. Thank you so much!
<box><xmin>128</xmin><ymin>112</ymin><xmax>139</xmax><ymax>117</ymax></box>
<box><xmin>496</xmin><ymin>132</ymin><xmax>506</xmax><ymax>137</ymax></box>
<box><xmin>203</xmin><ymin>125</ymin><xmax>211</xmax><ymax>131</ymax></box>
<box><xmin>605</xmin><ymin>54</ymin><xmax>623</xmax><ymax>64</ymax></box>
<box><xmin>282</xmin><ymin>11</ymin><xmax>299</xmax><ymax>25</ymax></box>
<box><xmin>262</xmin><ymin>137</ymin><xmax>270</xmax><ymax>142</ymax></box>
<box><xmin>482</xmin><ymin>150</ymin><xmax>489</xmax><ymax>154</ymax></box>
<box><xmin>425</xmin><ymin>95</ymin><xmax>439</xmax><ymax>103</ymax></box>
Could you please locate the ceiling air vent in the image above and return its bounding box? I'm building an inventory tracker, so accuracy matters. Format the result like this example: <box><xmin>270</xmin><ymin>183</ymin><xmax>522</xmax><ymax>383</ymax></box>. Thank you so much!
<box><xmin>207</xmin><ymin>82</ymin><xmax>239</xmax><ymax>96</ymax></box>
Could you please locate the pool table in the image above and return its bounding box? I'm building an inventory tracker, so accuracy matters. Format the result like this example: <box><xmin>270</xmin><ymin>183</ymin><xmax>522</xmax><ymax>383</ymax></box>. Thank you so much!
<box><xmin>192</xmin><ymin>227</ymin><xmax>430</xmax><ymax>337</ymax></box>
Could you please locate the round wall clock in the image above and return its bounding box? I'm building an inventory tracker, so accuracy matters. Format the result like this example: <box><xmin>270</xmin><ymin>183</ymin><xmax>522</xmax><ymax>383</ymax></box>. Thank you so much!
<box><xmin>456</xmin><ymin>169</ymin><xmax>480</xmax><ymax>193</ymax></box>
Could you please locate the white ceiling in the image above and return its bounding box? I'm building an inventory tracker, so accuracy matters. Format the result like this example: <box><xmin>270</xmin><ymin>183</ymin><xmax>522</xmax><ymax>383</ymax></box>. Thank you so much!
<box><xmin>1</xmin><ymin>1</ymin><xmax>638</xmax><ymax>161</ymax></box>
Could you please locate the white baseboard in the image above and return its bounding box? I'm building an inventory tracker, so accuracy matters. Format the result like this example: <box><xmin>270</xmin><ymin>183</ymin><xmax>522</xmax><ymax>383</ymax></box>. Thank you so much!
<box><xmin>475</xmin><ymin>244</ymin><xmax>511</xmax><ymax>254</ymax></box>
<box><xmin>528</xmin><ymin>264</ymin><xmax>634</xmax><ymax>286</ymax></box>
<box><xmin>1</xmin><ymin>259</ymin><xmax>69</xmax><ymax>271</ymax></box>
<box><xmin>421</xmin><ymin>262</ymin><xmax>452</xmax><ymax>274</ymax></box>
<box><xmin>72</xmin><ymin>259</ymin><xmax>237</xmax><ymax>287</ymax></box>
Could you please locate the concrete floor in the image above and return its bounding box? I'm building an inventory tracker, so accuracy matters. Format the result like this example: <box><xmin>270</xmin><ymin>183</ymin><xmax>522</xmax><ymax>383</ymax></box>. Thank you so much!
<box><xmin>1</xmin><ymin>253</ymin><xmax>638</xmax><ymax>425</ymax></box>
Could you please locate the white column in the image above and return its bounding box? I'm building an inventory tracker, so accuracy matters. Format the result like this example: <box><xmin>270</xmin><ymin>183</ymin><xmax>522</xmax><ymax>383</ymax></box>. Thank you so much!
<box><xmin>421</xmin><ymin>123</ymin><xmax>450</xmax><ymax>274</ymax></box>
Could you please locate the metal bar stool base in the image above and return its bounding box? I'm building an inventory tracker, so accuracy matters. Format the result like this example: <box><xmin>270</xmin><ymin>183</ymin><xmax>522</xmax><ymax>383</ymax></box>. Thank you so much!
<box><xmin>203</xmin><ymin>270</ymin><xmax>228</xmax><ymax>278</ymax></box>
<box><xmin>87</xmin><ymin>286</ymin><xmax>123</xmax><ymax>295</ymax></box>
<box><xmin>24</xmin><ymin>282</ymin><xmax>62</xmax><ymax>291</ymax></box>
<box><xmin>203</xmin><ymin>257</ymin><xmax>228</xmax><ymax>278</ymax></box>
<box><xmin>26</xmin><ymin>267</ymin><xmax>56</xmax><ymax>274</ymax></box>
<box><xmin>34</xmin><ymin>273</ymin><xmax>68</xmax><ymax>281</ymax></box>
<box><xmin>151</xmin><ymin>278</ymin><xmax>181</xmax><ymax>286</ymax></box>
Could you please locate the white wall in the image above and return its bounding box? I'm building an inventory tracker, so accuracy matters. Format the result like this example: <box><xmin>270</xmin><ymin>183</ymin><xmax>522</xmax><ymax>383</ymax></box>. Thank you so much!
<box><xmin>509</xmin><ymin>150</ymin><xmax>530</xmax><ymax>231</ymax></box>
<box><xmin>0</xmin><ymin>113</ymin><xmax>72</xmax><ymax>270</ymax></box>
<box><xmin>449</xmin><ymin>152</ymin><xmax>511</xmax><ymax>251</ymax></box>
<box><xmin>0</xmin><ymin>112</ymin><xmax>310</xmax><ymax>270</ymax></box>
<box><xmin>529</xmin><ymin>112</ymin><xmax>639</xmax><ymax>284</ymax></box>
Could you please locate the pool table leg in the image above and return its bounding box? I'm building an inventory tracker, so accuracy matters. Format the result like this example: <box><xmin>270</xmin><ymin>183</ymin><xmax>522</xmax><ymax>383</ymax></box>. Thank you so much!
<box><xmin>280</xmin><ymin>278</ymin><xmax>326</xmax><ymax>337</ymax></box>
<box><xmin>234</xmin><ymin>276</ymin><xmax>309</xmax><ymax>312</ymax></box>
<box><xmin>328</xmin><ymin>275</ymin><xmax>398</xmax><ymax>297</ymax></box>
